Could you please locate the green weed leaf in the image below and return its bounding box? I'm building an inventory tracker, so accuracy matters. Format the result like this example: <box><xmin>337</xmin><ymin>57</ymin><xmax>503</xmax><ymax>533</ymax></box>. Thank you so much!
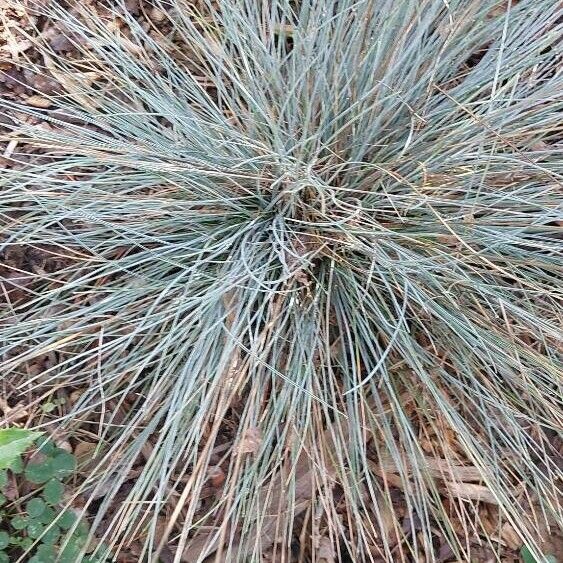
<box><xmin>8</xmin><ymin>457</ymin><xmax>24</xmax><ymax>475</ymax></box>
<box><xmin>520</xmin><ymin>545</ymin><xmax>557</xmax><ymax>563</ymax></box>
<box><xmin>0</xmin><ymin>429</ymin><xmax>42</xmax><ymax>470</ymax></box>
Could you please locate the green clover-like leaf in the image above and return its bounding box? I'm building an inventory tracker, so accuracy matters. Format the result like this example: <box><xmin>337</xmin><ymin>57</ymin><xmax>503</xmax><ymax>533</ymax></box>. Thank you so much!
<box><xmin>51</xmin><ymin>452</ymin><xmax>76</xmax><ymax>478</ymax></box>
<box><xmin>57</xmin><ymin>510</ymin><xmax>77</xmax><ymax>530</ymax></box>
<box><xmin>59</xmin><ymin>540</ymin><xmax>82</xmax><ymax>563</ymax></box>
<box><xmin>27</xmin><ymin>519</ymin><xmax>45</xmax><ymax>539</ymax></box>
<box><xmin>20</xmin><ymin>536</ymin><xmax>34</xmax><ymax>550</ymax></box>
<box><xmin>26</xmin><ymin>497</ymin><xmax>47</xmax><ymax>518</ymax></box>
<box><xmin>11</xmin><ymin>514</ymin><xmax>29</xmax><ymax>530</ymax></box>
<box><xmin>40</xmin><ymin>525</ymin><xmax>60</xmax><ymax>545</ymax></box>
<box><xmin>0</xmin><ymin>532</ymin><xmax>9</xmax><ymax>550</ymax></box>
<box><xmin>25</xmin><ymin>460</ymin><xmax>55</xmax><ymax>484</ymax></box>
<box><xmin>36</xmin><ymin>439</ymin><xmax>57</xmax><ymax>456</ymax></box>
<box><xmin>40</xmin><ymin>505</ymin><xmax>56</xmax><ymax>525</ymax></box>
<box><xmin>37</xmin><ymin>542</ymin><xmax>57</xmax><ymax>560</ymax></box>
<box><xmin>42</xmin><ymin>479</ymin><xmax>65</xmax><ymax>505</ymax></box>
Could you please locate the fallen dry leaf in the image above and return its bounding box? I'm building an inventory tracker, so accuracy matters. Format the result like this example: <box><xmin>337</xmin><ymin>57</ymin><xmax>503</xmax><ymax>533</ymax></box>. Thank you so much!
<box><xmin>0</xmin><ymin>36</ymin><xmax>32</xmax><ymax>60</ymax></box>
<box><xmin>317</xmin><ymin>536</ymin><xmax>336</xmax><ymax>562</ymax></box>
<box><xmin>150</xmin><ymin>7</ymin><xmax>166</xmax><ymax>23</ymax></box>
<box><xmin>0</xmin><ymin>397</ymin><xmax>28</xmax><ymax>421</ymax></box>
<box><xmin>499</xmin><ymin>522</ymin><xmax>523</xmax><ymax>550</ymax></box>
<box><xmin>207</xmin><ymin>465</ymin><xmax>225</xmax><ymax>488</ymax></box>
<box><xmin>24</xmin><ymin>94</ymin><xmax>52</xmax><ymax>108</ymax></box>
<box><xmin>74</xmin><ymin>441</ymin><xmax>98</xmax><ymax>465</ymax></box>
<box><xmin>237</xmin><ymin>426</ymin><xmax>261</xmax><ymax>455</ymax></box>
<box><xmin>2</xmin><ymin>470</ymin><xmax>19</xmax><ymax>501</ymax></box>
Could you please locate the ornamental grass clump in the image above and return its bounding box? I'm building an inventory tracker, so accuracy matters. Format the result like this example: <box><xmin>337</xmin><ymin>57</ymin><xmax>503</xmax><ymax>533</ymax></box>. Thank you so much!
<box><xmin>1</xmin><ymin>0</ymin><xmax>561</xmax><ymax>561</ymax></box>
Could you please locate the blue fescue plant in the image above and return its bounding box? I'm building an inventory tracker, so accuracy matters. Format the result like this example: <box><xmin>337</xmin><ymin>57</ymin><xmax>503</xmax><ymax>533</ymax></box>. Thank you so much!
<box><xmin>1</xmin><ymin>0</ymin><xmax>561</xmax><ymax>561</ymax></box>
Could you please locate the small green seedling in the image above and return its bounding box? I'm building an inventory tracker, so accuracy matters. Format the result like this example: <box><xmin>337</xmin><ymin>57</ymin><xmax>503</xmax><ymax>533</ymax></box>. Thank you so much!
<box><xmin>40</xmin><ymin>399</ymin><xmax>67</xmax><ymax>414</ymax></box>
<box><xmin>0</xmin><ymin>429</ymin><xmax>106</xmax><ymax>562</ymax></box>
